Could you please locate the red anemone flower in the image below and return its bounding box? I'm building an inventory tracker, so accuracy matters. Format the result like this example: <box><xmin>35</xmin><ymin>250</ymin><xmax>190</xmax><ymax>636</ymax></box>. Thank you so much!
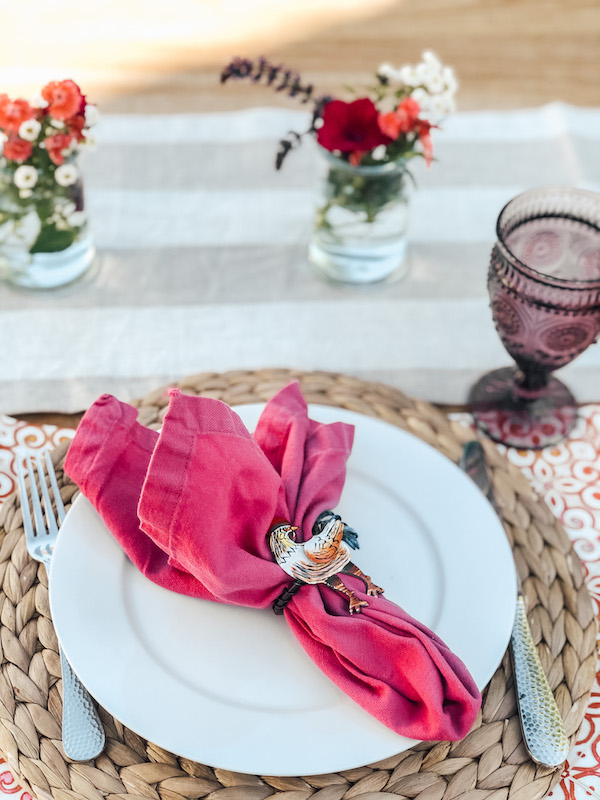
<box><xmin>317</xmin><ymin>98</ymin><xmax>391</xmax><ymax>154</ymax></box>
<box><xmin>3</xmin><ymin>137</ymin><xmax>33</xmax><ymax>162</ymax></box>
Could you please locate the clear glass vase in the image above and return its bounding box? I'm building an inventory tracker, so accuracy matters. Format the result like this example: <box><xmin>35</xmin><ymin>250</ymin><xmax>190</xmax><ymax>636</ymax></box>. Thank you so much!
<box><xmin>308</xmin><ymin>151</ymin><xmax>411</xmax><ymax>284</ymax></box>
<box><xmin>0</xmin><ymin>163</ymin><xmax>95</xmax><ymax>290</ymax></box>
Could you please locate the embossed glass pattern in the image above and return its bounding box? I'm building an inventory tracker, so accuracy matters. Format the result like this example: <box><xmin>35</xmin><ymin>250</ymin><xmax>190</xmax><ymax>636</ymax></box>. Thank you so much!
<box><xmin>469</xmin><ymin>187</ymin><xmax>600</xmax><ymax>448</ymax></box>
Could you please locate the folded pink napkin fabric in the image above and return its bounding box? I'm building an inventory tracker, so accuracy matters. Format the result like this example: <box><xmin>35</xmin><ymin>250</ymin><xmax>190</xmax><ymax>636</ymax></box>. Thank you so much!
<box><xmin>65</xmin><ymin>382</ymin><xmax>481</xmax><ymax>742</ymax></box>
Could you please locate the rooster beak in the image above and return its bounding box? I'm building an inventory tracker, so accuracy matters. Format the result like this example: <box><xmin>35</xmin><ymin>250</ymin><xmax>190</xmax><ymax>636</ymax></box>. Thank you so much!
<box><xmin>291</xmin><ymin>526</ymin><xmax>298</xmax><ymax>531</ymax></box>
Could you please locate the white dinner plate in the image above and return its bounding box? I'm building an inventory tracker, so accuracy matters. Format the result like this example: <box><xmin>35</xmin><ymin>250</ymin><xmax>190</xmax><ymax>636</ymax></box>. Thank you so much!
<box><xmin>50</xmin><ymin>404</ymin><xmax>517</xmax><ymax>776</ymax></box>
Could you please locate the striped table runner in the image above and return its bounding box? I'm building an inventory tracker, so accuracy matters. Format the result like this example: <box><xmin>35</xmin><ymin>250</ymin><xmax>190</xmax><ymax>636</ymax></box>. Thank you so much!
<box><xmin>1</xmin><ymin>103</ymin><xmax>599</xmax><ymax>415</ymax></box>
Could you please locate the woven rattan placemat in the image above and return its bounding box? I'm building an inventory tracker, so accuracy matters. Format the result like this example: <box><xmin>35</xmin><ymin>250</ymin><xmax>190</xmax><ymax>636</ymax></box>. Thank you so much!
<box><xmin>0</xmin><ymin>369</ymin><xmax>596</xmax><ymax>800</ymax></box>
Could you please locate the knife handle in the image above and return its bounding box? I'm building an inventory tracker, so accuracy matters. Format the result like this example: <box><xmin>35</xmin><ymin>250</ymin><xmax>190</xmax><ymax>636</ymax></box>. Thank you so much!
<box><xmin>510</xmin><ymin>594</ymin><xmax>570</xmax><ymax>767</ymax></box>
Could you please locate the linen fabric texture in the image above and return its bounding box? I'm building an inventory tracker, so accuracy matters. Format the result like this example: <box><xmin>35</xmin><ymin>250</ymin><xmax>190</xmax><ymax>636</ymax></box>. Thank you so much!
<box><xmin>64</xmin><ymin>382</ymin><xmax>481</xmax><ymax>742</ymax></box>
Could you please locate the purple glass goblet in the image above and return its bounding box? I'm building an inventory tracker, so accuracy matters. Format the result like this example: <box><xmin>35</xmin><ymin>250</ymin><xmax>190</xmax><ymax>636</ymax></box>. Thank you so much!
<box><xmin>469</xmin><ymin>186</ymin><xmax>600</xmax><ymax>449</ymax></box>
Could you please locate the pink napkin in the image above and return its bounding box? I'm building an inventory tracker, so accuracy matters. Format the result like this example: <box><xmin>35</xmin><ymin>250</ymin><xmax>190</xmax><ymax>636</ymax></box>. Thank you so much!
<box><xmin>65</xmin><ymin>382</ymin><xmax>481</xmax><ymax>741</ymax></box>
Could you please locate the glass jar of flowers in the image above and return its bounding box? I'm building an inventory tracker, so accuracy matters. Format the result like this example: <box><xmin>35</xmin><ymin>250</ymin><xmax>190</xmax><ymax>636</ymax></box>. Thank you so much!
<box><xmin>221</xmin><ymin>52</ymin><xmax>457</xmax><ymax>284</ymax></box>
<box><xmin>0</xmin><ymin>80</ymin><xmax>98</xmax><ymax>289</ymax></box>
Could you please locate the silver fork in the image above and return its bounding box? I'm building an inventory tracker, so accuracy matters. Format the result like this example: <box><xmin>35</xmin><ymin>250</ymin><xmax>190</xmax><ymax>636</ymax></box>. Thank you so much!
<box><xmin>16</xmin><ymin>450</ymin><xmax>106</xmax><ymax>762</ymax></box>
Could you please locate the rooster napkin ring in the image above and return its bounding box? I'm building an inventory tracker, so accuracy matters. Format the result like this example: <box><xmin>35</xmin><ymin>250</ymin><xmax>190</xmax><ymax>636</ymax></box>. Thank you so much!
<box><xmin>269</xmin><ymin>510</ymin><xmax>384</xmax><ymax>614</ymax></box>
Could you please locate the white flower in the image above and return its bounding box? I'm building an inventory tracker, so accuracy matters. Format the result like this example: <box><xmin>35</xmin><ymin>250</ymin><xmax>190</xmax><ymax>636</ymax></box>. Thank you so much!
<box><xmin>371</xmin><ymin>145</ymin><xmax>387</xmax><ymax>161</ymax></box>
<box><xmin>398</xmin><ymin>65</ymin><xmax>418</xmax><ymax>86</ymax></box>
<box><xmin>50</xmin><ymin>119</ymin><xmax>65</xmax><ymax>129</ymax></box>
<box><xmin>442</xmin><ymin>66</ymin><xmax>458</xmax><ymax>94</ymax></box>
<box><xmin>426</xmin><ymin>71</ymin><xmax>446</xmax><ymax>94</ymax></box>
<box><xmin>62</xmin><ymin>201</ymin><xmax>76</xmax><ymax>216</ymax></box>
<box><xmin>425</xmin><ymin>94</ymin><xmax>448</xmax><ymax>120</ymax></box>
<box><xmin>313</xmin><ymin>118</ymin><xmax>324</xmax><ymax>129</ymax></box>
<box><xmin>18</xmin><ymin>118</ymin><xmax>41</xmax><ymax>142</ymax></box>
<box><xmin>13</xmin><ymin>165</ymin><xmax>38</xmax><ymax>189</ymax></box>
<box><xmin>67</xmin><ymin>210</ymin><xmax>87</xmax><ymax>227</ymax></box>
<box><xmin>84</xmin><ymin>104</ymin><xmax>100</xmax><ymax>126</ymax></box>
<box><xmin>54</xmin><ymin>163</ymin><xmax>78</xmax><ymax>187</ymax></box>
<box><xmin>30</xmin><ymin>93</ymin><xmax>49</xmax><ymax>109</ymax></box>
<box><xmin>79</xmin><ymin>132</ymin><xmax>97</xmax><ymax>151</ymax></box>
<box><xmin>437</xmin><ymin>90</ymin><xmax>457</xmax><ymax>115</ymax></box>
<box><xmin>414</xmin><ymin>61</ymin><xmax>437</xmax><ymax>87</ymax></box>
<box><xmin>377</xmin><ymin>62</ymin><xmax>395</xmax><ymax>80</ymax></box>
<box><xmin>19</xmin><ymin>188</ymin><xmax>33</xmax><ymax>199</ymax></box>
<box><xmin>422</xmin><ymin>50</ymin><xmax>442</xmax><ymax>69</ymax></box>
<box><xmin>411</xmin><ymin>87</ymin><xmax>432</xmax><ymax>110</ymax></box>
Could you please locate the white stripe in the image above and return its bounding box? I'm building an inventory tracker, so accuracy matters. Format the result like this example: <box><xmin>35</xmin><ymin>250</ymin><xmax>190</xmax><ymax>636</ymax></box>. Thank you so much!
<box><xmin>88</xmin><ymin>185</ymin><xmax>600</xmax><ymax>248</ymax></box>
<box><xmin>0</xmin><ymin>299</ymin><xmax>509</xmax><ymax>381</ymax></box>
<box><xmin>5</xmin><ymin>300</ymin><xmax>600</xmax><ymax>410</ymax></box>
<box><xmin>94</xmin><ymin>103</ymin><xmax>600</xmax><ymax>145</ymax></box>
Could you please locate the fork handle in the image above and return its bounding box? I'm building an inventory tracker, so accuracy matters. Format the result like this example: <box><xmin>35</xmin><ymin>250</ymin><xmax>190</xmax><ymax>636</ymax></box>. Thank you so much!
<box><xmin>60</xmin><ymin>647</ymin><xmax>106</xmax><ymax>761</ymax></box>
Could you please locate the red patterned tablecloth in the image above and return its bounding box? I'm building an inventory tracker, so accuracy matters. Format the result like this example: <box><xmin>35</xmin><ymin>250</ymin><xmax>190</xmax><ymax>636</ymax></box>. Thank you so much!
<box><xmin>1</xmin><ymin>409</ymin><xmax>599</xmax><ymax>800</ymax></box>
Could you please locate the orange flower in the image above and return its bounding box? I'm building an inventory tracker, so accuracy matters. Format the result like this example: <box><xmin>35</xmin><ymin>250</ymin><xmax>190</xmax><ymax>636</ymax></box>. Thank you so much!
<box><xmin>378</xmin><ymin>97</ymin><xmax>421</xmax><ymax>139</ymax></box>
<box><xmin>3</xmin><ymin>136</ymin><xmax>33</xmax><ymax>162</ymax></box>
<box><xmin>0</xmin><ymin>95</ymin><xmax>35</xmax><ymax>133</ymax></box>
<box><xmin>349</xmin><ymin>150</ymin><xmax>368</xmax><ymax>166</ymax></box>
<box><xmin>44</xmin><ymin>133</ymin><xmax>73</xmax><ymax>165</ymax></box>
<box><xmin>41</xmin><ymin>80</ymin><xmax>84</xmax><ymax>120</ymax></box>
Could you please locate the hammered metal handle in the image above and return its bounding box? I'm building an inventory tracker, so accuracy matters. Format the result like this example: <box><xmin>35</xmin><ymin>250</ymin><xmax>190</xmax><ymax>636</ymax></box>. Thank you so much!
<box><xmin>511</xmin><ymin>594</ymin><xmax>570</xmax><ymax>767</ymax></box>
<box><xmin>60</xmin><ymin>647</ymin><xmax>105</xmax><ymax>761</ymax></box>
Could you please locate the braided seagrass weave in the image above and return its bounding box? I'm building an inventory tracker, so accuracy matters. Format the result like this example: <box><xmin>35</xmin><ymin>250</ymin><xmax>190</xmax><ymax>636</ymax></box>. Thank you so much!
<box><xmin>0</xmin><ymin>369</ymin><xmax>596</xmax><ymax>800</ymax></box>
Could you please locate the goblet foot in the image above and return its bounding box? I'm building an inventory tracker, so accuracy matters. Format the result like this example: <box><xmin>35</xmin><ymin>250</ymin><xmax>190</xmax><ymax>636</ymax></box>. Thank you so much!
<box><xmin>468</xmin><ymin>366</ymin><xmax>577</xmax><ymax>449</ymax></box>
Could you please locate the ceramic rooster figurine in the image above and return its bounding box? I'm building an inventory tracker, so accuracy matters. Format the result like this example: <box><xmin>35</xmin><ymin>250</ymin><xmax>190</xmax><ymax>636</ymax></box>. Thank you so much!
<box><xmin>269</xmin><ymin>512</ymin><xmax>384</xmax><ymax>614</ymax></box>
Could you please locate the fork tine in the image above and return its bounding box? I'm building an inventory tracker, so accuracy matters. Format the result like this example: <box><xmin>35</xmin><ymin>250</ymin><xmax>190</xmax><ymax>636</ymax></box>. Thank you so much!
<box><xmin>26</xmin><ymin>455</ymin><xmax>46</xmax><ymax>538</ymax></box>
<box><xmin>45</xmin><ymin>450</ymin><xmax>66</xmax><ymax>524</ymax></box>
<box><xmin>36</xmin><ymin>454</ymin><xmax>59</xmax><ymax>538</ymax></box>
<box><xmin>15</xmin><ymin>455</ymin><xmax>34</xmax><ymax>538</ymax></box>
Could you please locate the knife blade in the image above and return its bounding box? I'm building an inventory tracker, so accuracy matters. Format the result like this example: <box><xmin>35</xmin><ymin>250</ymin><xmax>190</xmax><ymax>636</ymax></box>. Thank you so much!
<box><xmin>459</xmin><ymin>440</ymin><xmax>570</xmax><ymax>768</ymax></box>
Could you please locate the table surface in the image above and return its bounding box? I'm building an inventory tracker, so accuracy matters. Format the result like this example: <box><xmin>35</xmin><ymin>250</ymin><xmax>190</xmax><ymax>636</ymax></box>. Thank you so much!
<box><xmin>1</xmin><ymin>0</ymin><xmax>598</xmax><ymax>113</ymax></box>
<box><xmin>1</xmin><ymin>2</ymin><xmax>600</xmax><ymax>794</ymax></box>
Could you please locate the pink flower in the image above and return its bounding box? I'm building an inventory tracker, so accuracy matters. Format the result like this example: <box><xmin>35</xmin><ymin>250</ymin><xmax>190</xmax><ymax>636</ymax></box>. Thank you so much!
<box><xmin>3</xmin><ymin>136</ymin><xmax>33</xmax><ymax>162</ymax></box>
<box><xmin>317</xmin><ymin>98</ymin><xmax>391</xmax><ymax>154</ymax></box>
<box><xmin>0</xmin><ymin>95</ymin><xmax>35</xmax><ymax>134</ymax></box>
<box><xmin>44</xmin><ymin>133</ymin><xmax>73</xmax><ymax>165</ymax></box>
<box><xmin>41</xmin><ymin>80</ymin><xmax>85</xmax><ymax>121</ymax></box>
<box><xmin>378</xmin><ymin>97</ymin><xmax>421</xmax><ymax>139</ymax></box>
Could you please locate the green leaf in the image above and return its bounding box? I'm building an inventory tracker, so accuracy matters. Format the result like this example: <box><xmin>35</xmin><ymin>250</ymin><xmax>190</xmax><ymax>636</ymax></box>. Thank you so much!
<box><xmin>30</xmin><ymin>223</ymin><xmax>76</xmax><ymax>254</ymax></box>
<box><xmin>35</xmin><ymin>198</ymin><xmax>54</xmax><ymax>221</ymax></box>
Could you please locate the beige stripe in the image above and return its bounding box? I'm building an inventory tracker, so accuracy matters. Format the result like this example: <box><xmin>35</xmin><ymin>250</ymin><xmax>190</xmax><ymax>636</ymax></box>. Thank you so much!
<box><xmin>82</xmin><ymin>136</ymin><xmax>596</xmax><ymax>191</ymax></box>
<box><xmin>0</xmin><ymin>242</ymin><xmax>494</xmax><ymax>311</ymax></box>
<box><xmin>5</xmin><ymin>364</ymin><xmax>600</xmax><ymax>417</ymax></box>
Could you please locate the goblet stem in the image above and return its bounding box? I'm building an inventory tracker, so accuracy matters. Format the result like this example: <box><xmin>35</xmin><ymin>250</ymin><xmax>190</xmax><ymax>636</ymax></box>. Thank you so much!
<box><xmin>512</xmin><ymin>366</ymin><xmax>550</xmax><ymax>402</ymax></box>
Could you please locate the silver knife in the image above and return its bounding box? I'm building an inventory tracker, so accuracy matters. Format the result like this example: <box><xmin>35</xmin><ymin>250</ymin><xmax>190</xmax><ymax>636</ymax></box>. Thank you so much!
<box><xmin>459</xmin><ymin>440</ymin><xmax>570</xmax><ymax>768</ymax></box>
